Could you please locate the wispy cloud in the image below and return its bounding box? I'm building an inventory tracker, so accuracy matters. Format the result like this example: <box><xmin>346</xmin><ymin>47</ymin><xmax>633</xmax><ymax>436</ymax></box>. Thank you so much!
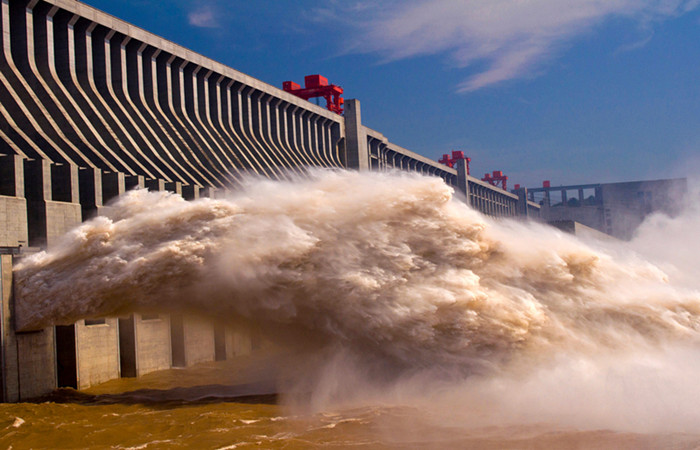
<box><xmin>338</xmin><ymin>0</ymin><xmax>700</xmax><ymax>92</ymax></box>
<box><xmin>188</xmin><ymin>5</ymin><xmax>219</xmax><ymax>28</ymax></box>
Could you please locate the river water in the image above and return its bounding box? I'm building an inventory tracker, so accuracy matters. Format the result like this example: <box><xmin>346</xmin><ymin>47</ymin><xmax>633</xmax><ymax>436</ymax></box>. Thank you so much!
<box><xmin>5</xmin><ymin>171</ymin><xmax>700</xmax><ymax>448</ymax></box>
<box><xmin>4</xmin><ymin>353</ymin><xmax>700</xmax><ymax>449</ymax></box>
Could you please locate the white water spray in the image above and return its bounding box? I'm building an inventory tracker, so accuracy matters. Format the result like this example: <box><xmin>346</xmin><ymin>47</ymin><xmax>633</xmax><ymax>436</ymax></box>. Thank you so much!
<box><xmin>14</xmin><ymin>170</ymin><xmax>700</xmax><ymax>431</ymax></box>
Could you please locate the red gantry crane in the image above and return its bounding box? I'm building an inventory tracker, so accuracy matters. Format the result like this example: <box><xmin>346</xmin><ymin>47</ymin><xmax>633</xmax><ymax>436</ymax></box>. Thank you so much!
<box><xmin>482</xmin><ymin>170</ymin><xmax>508</xmax><ymax>191</ymax></box>
<box><xmin>283</xmin><ymin>75</ymin><xmax>344</xmax><ymax>114</ymax></box>
<box><xmin>438</xmin><ymin>150</ymin><xmax>470</xmax><ymax>172</ymax></box>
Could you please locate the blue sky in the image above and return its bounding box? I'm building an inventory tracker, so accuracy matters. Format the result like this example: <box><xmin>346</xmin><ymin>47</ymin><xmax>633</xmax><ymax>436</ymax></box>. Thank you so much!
<box><xmin>82</xmin><ymin>0</ymin><xmax>700</xmax><ymax>188</ymax></box>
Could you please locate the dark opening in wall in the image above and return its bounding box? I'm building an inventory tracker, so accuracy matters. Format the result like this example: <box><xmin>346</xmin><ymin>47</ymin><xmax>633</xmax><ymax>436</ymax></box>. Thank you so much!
<box><xmin>50</xmin><ymin>164</ymin><xmax>73</xmax><ymax>202</ymax></box>
<box><xmin>214</xmin><ymin>324</ymin><xmax>226</xmax><ymax>361</ymax></box>
<box><xmin>55</xmin><ymin>325</ymin><xmax>77</xmax><ymax>389</ymax></box>
<box><xmin>170</xmin><ymin>314</ymin><xmax>185</xmax><ymax>367</ymax></box>
<box><xmin>118</xmin><ymin>316</ymin><xmax>136</xmax><ymax>378</ymax></box>
<box><xmin>84</xmin><ymin>318</ymin><xmax>106</xmax><ymax>326</ymax></box>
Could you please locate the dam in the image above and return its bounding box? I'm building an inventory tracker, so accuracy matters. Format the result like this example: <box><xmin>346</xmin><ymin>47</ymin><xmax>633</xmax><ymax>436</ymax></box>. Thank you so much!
<box><xmin>0</xmin><ymin>0</ymin><xmax>540</xmax><ymax>402</ymax></box>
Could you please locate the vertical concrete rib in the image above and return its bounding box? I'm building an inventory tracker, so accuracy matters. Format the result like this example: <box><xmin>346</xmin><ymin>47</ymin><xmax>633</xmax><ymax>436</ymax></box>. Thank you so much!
<box><xmin>142</xmin><ymin>48</ymin><xmax>219</xmax><ymax>187</ymax></box>
<box><xmin>283</xmin><ymin>105</ymin><xmax>313</xmax><ymax>169</ymax></box>
<box><xmin>239</xmin><ymin>85</ymin><xmax>282</xmax><ymax>179</ymax></box>
<box><xmin>249</xmin><ymin>90</ymin><xmax>295</xmax><ymax>176</ymax></box>
<box><xmin>276</xmin><ymin>102</ymin><xmax>312</xmax><ymax>170</ymax></box>
<box><xmin>69</xmin><ymin>18</ymin><xmax>143</xmax><ymax>175</ymax></box>
<box><xmin>310</xmin><ymin>115</ymin><xmax>328</xmax><ymax>167</ymax></box>
<box><xmin>82</xmin><ymin>23</ymin><xmax>155</xmax><ymax>177</ymax></box>
<box><xmin>257</xmin><ymin>94</ymin><xmax>303</xmax><ymax>176</ymax></box>
<box><xmin>1</xmin><ymin>0</ymin><xmax>86</xmax><ymax>165</ymax></box>
<box><xmin>114</xmin><ymin>35</ymin><xmax>188</xmax><ymax>183</ymax></box>
<box><xmin>300</xmin><ymin>110</ymin><xmax>323</xmax><ymax>167</ymax></box>
<box><xmin>128</xmin><ymin>41</ymin><xmax>204</xmax><ymax>187</ymax></box>
<box><xmin>104</xmin><ymin>31</ymin><xmax>171</xmax><ymax>180</ymax></box>
<box><xmin>159</xmin><ymin>54</ymin><xmax>230</xmax><ymax>187</ymax></box>
<box><xmin>52</xmin><ymin>11</ymin><xmax>139</xmax><ymax>174</ymax></box>
<box><xmin>297</xmin><ymin>110</ymin><xmax>323</xmax><ymax>167</ymax></box>
<box><xmin>31</xmin><ymin>3</ymin><xmax>126</xmax><ymax>171</ymax></box>
<box><xmin>189</xmin><ymin>68</ymin><xmax>245</xmax><ymax>181</ymax></box>
<box><xmin>181</xmin><ymin>64</ymin><xmax>243</xmax><ymax>179</ymax></box>
<box><xmin>229</xmin><ymin>83</ymin><xmax>276</xmax><ymax>178</ymax></box>
<box><xmin>262</xmin><ymin>94</ymin><xmax>306</xmax><ymax>175</ymax></box>
<box><xmin>171</xmin><ymin>59</ymin><xmax>238</xmax><ymax>185</ymax></box>
<box><xmin>320</xmin><ymin>118</ymin><xmax>341</xmax><ymax>167</ymax></box>
<box><xmin>214</xmin><ymin>78</ymin><xmax>263</xmax><ymax>175</ymax></box>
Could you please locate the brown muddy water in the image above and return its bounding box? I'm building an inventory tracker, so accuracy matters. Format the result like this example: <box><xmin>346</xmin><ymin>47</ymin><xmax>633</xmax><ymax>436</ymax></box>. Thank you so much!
<box><xmin>2</xmin><ymin>352</ymin><xmax>700</xmax><ymax>449</ymax></box>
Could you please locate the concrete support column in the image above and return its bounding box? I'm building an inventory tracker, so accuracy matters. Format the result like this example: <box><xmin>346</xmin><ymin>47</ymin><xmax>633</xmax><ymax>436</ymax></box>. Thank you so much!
<box><xmin>578</xmin><ymin>188</ymin><xmax>584</xmax><ymax>203</ymax></box>
<box><xmin>145</xmin><ymin>178</ymin><xmax>164</xmax><ymax>191</ymax></box>
<box><xmin>23</xmin><ymin>159</ymin><xmax>51</xmax><ymax>247</ymax></box>
<box><xmin>0</xmin><ymin>155</ymin><xmax>25</xmax><ymax>197</ymax></box>
<box><xmin>164</xmin><ymin>181</ymin><xmax>182</xmax><ymax>195</ymax></box>
<box><xmin>124</xmin><ymin>174</ymin><xmax>144</xmax><ymax>191</ymax></box>
<box><xmin>343</xmin><ymin>99</ymin><xmax>369</xmax><ymax>171</ymax></box>
<box><xmin>1</xmin><ymin>253</ymin><xmax>57</xmax><ymax>401</ymax></box>
<box><xmin>50</xmin><ymin>164</ymin><xmax>79</xmax><ymax>204</ymax></box>
<box><xmin>200</xmin><ymin>186</ymin><xmax>215</xmax><ymax>198</ymax></box>
<box><xmin>182</xmin><ymin>184</ymin><xmax>200</xmax><ymax>200</ymax></box>
<box><xmin>78</xmin><ymin>167</ymin><xmax>103</xmax><ymax>220</ymax></box>
<box><xmin>455</xmin><ymin>158</ymin><xmax>471</xmax><ymax>207</ymax></box>
<box><xmin>24</xmin><ymin>160</ymin><xmax>82</xmax><ymax>248</ymax></box>
<box><xmin>0</xmin><ymin>156</ymin><xmax>28</xmax><ymax>247</ymax></box>
<box><xmin>562</xmin><ymin>189</ymin><xmax>568</xmax><ymax>206</ymax></box>
<box><xmin>515</xmin><ymin>188</ymin><xmax>529</xmax><ymax>217</ymax></box>
<box><xmin>102</xmin><ymin>171</ymin><xmax>125</xmax><ymax>203</ymax></box>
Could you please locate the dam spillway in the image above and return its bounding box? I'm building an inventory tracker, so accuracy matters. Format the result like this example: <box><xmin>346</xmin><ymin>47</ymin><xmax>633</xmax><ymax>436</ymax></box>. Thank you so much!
<box><xmin>0</xmin><ymin>0</ymin><xmax>539</xmax><ymax>402</ymax></box>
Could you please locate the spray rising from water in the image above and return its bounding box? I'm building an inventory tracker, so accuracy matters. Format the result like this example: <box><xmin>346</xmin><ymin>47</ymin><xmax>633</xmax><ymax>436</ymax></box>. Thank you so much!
<box><xmin>13</xmin><ymin>170</ymin><xmax>700</xmax><ymax>431</ymax></box>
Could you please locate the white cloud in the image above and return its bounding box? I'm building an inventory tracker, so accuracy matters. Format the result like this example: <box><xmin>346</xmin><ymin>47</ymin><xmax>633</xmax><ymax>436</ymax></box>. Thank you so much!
<box><xmin>188</xmin><ymin>5</ymin><xmax>219</xmax><ymax>28</ymax></box>
<box><xmin>342</xmin><ymin>0</ymin><xmax>700</xmax><ymax>91</ymax></box>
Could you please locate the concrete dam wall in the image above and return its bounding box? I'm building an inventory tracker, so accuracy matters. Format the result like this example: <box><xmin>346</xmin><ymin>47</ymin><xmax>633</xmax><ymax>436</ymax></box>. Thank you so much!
<box><xmin>0</xmin><ymin>0</ymin><xmax>539</xmax><ymax>401</ymax></box>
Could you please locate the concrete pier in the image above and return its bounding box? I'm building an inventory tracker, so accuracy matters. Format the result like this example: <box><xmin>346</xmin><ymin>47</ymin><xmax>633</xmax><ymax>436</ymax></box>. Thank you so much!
<box><xmin>118</xmin><ymin>314</ymin><xmax>172</xmax><ymax>378</ymax></box>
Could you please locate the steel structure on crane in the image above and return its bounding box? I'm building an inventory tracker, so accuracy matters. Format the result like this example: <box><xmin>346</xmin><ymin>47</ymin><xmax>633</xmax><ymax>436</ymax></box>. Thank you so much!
<box><xmin>482</xmin><ymin>170</ymin><xmax>508</xmax><ymax>191</ymax></box>
<box><xmin>438</xmin><ymin>150</ymin><xmax>470</xmax><ymax>172</ymax></box>
<box><xmin>283</xmin><ymin>75</ymin><xmax>344</xmax><ymax>114</ymax></box>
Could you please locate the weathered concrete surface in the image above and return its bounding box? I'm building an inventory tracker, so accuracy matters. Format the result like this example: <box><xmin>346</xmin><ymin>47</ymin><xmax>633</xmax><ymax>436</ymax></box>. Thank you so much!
<box><xmin>134</xmin><ymin>314</ymin><xmax>172</xmax><ymax>376</ymax></box>
<box><xmin>170</xmin><ymin>315</ymin><xmax>216</xmax><ymax>367</ymax></box>
<box><xmin>0</xmin><ymin>196</ymin><xmax>28</xmax><ymax>247</ymax></box>
<box><xmin>75</xmin><ymin>318</ymin><xmax>121</xmax><ymax>389</ymax></box>
<box><xmin>44</xmin><ymin>201</ymin><xmax>81</xmax><ymax>248</ymax></box>
<box><xmin>15</xmin><ymin>327</ymin><xmax>56</xmax><ymax>399</ymax></box>
<box><xmin>225</xmin><ymin>327</ymin><xmax>252</xmax><ymax>359</ymax></box>
<box><xmin>1</xmin><ymin>254</ymin><xmax>57</xmax><ymax>402</ymax></box>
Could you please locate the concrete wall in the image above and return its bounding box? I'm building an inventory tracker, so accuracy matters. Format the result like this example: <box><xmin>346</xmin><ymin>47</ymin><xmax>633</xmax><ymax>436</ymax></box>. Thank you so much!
<box><xmin>133</xmin><ymin>313</ymin><xmax>171</xmax><ymax>376</ymax></box>
<box><xmin>0</xmin><ymin>196</ymin><xmax>28</xmax><ymax>246</ymax></box>
<box><xmin>75</xmin><ymin>318</ymin><xmax>120</xmax><ymax>389</ymax></box>
<box><xmin>544</xmin><ymin>204</ymin><xmax>604</xmax><ymax>233</ymax></box>
<box><xmin>1</xmin><ymin>254</ymin><xmax>56</xmax><ymax>402</ymax></box>
<box><xmin>44</xmin><ymin>200</ymin><xmax>81</xmax><ymax>246</ymax></box>
<box><xmin>182</xmin><ymin>316</ymin><xmax>215</xmax><ymax>366</ymax></box>
<box><xmin>225</xmin><ymin>326</ymin><xmax>252</xmax><ymax>359</ymax></box>
<box><xmin>537</xmin><ymin>178</ymin><xmax>686</xmax><ymax>239</ymax></box>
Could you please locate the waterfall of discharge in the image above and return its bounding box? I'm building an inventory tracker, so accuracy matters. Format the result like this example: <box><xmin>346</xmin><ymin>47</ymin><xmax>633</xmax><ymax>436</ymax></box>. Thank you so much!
<box><xmin>13</xmin><ymin>170</ymin><xmax>700</xmax><ymax>433</ymax></box>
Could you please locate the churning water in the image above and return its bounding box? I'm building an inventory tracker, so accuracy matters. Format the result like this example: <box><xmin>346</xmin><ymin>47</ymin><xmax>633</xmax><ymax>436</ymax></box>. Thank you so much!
<box><xmin>7</xmin><ymin>170</ymin><xmax>700</xmax><ymax>448</ymax></box>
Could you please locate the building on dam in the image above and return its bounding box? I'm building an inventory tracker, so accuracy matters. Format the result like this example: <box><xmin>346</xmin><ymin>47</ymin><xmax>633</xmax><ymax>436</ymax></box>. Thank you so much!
<box><xmin>527</xmin><ymin>178</ymin><xmax>687</xmax><ymax>240</ymax></box>
<box><xmin>0</xmin><ymin>0</ymin><xmax>540</xmax><ymax>401</ymax></box>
